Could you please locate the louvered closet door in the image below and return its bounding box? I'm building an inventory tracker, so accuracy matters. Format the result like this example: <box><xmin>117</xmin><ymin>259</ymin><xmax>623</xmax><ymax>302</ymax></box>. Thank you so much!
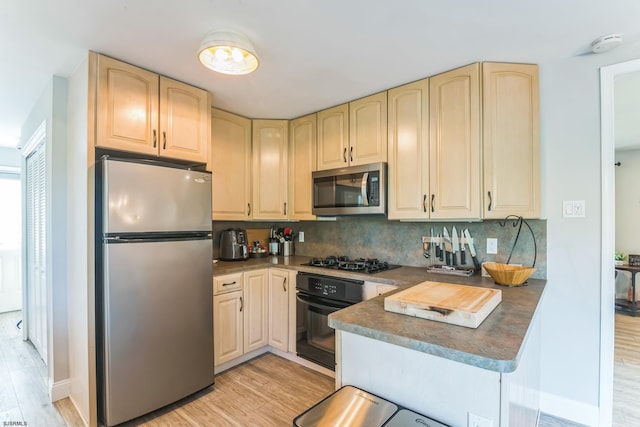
<box><xmin>25</xmin><ymin>142</ymin><xmax>47</xmax><ymax>362</ymax></box>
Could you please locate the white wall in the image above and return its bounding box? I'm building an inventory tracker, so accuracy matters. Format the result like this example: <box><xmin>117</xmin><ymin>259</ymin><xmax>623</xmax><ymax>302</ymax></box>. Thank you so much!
<box><xmin>20</xmin><ymin>76</ymin><xmax>70</xmax><ymax>399</ymax></box>
<box><xmin>65</xmin><ymin>55</ymin><xmax>92</xmax><ymax>426</ymax></box>
<box><xmin>539</xmin><ymin>43</ymin><xmax>640</xmax><ymax>425</ymax></box>
<box><xmin>614</xmin><ymin>150</ymin><xmax>640</xmax><ymax>298</ymax></box>
<box><xmin>0</xmin><ymin>147</ymin><xmax>21</xmax><ymax>168</ymax></box>
<box><xmin>615</xmin><ymin>149</ymin><xmax>640</xmax><ymax>256</ymax></box>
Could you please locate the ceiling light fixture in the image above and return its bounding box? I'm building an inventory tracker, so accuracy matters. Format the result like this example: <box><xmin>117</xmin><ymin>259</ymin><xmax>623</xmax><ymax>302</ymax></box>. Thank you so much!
<box><xmin>198</xmin><ymin>30</ymin><xmax>259</xmax><ymax>75</ymax></box>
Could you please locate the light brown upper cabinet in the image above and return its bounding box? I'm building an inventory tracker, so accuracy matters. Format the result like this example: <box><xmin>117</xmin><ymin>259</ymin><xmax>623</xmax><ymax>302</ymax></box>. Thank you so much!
<box><xmin>349</xmin><ymin>92</ymin><xmax>388</xmax><ymax>166</ymax></box>
<box><xmin>210</xmin><ymin>108</ymin><xmax>252</xmax><ymax>220</ymax></box>
<box><xmin>252</xmin><ymin>120</ymin><xmax>289</xmax><ymax>220</ymax></box>
<box><xmin>316</xmin><ymin>92</ymin><xmax>387</xmax><ymax>171</ymax></box>
<box><xmin>388</xmin><ymin>64</ymin><xmax>481</xmax><ymax>221</ymax></box>
<box><xmin>429</xmin><ymin>63</ymin><xmax>481</xmax><ymax>219</ymax></box>
<box><xmin>95</xmin><ymin>54</ymin><xmax>209</xmax><ymax>164</ymax></box>
<box><xmin>289</xmin><ymin>114</ymin><xmax>316</xmax><ymax>220</ymax></box>
<box><xmin>316</xmin><ymin>103</ymin><xmax>349</xmax><ymax>170</ymax></box>
<box><xmin>387</xmin><ymin>79</ymin><xmax>430</xmax><ymax>220</ymax></box>
<box><xmin>482</xmin><ymin>63</ymin><xmax>540</xmax><ymax>219</ymax></box>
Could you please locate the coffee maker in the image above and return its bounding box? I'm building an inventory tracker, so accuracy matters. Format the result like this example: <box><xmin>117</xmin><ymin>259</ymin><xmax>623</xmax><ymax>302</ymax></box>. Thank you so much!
<box><xmin>219</xmin><ymin>228</ymin><xmax>249</xmax><ymax>261</ymax></box>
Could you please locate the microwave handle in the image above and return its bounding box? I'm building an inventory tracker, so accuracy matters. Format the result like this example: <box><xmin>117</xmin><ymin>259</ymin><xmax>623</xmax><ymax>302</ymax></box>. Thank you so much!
<box><xmin>361</xmin><ymin>172</ymin><xmax>369</xmax><ymax>206</ymax></box>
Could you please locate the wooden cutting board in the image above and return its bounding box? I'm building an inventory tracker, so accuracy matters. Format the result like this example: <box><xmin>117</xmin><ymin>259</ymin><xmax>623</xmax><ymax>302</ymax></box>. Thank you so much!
<box><xmin>384</xmin><ymin>281</ymin><xmax>502</xmax><ymax>328</ymax></box>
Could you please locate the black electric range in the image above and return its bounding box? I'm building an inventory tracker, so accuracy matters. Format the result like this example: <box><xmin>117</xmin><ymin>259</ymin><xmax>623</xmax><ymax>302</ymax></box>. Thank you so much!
<box><xmin>301</xmin><ymin>255</ymin><xmax>401</xmax><ymax>275</ymax></box>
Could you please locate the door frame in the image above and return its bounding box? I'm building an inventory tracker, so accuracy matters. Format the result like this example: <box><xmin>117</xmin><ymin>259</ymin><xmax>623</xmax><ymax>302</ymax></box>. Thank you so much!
<box><xmin>599</xmin><ymin>58</ymin><xmax>640</xmax><ymax>427</ymax></box>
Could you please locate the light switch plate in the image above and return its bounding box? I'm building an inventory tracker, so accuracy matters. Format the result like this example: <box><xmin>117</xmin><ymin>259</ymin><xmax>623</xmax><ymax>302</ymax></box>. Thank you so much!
<box><xmin>298</xmin><ymin>231</ymin><xmax>305</xmax><ymax>242</ymax></box>
<box><xmin>563</xmin><ymin>200</ymin><xmax>586</xmax><ymax>218</ymax></box>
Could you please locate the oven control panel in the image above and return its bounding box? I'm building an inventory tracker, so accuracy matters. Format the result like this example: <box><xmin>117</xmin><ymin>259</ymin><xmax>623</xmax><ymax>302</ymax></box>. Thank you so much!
<box><xmin>296</xmin><ymin>273</ymin><xmax>365</xmax><ymax>303</ymax></box>
<box><xmin>311</xmin><ymin>281</ymin><xmax>342</xmax><ymax>298</ymax></box>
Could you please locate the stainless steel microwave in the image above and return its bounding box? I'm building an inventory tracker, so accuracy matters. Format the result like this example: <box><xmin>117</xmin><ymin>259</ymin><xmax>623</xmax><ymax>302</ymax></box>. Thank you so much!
<box><xmin>312</xmin><ymin>162</ymin><xmax>386</xmax><ymax>216</ymax></box>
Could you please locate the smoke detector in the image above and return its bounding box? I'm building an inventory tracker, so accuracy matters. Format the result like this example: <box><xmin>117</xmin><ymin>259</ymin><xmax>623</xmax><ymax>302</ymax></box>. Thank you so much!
<box><xmin>591</xmin><ymin>34</ymin><xmax>623</xmax><ymax>53</ymax></box>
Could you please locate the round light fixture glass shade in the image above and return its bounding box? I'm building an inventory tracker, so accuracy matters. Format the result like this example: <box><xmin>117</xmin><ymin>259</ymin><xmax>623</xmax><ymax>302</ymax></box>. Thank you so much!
<box><xmin>198</xmin><ymin>30</ymin><xmax>259</xmax><ymax>75</ymax></box>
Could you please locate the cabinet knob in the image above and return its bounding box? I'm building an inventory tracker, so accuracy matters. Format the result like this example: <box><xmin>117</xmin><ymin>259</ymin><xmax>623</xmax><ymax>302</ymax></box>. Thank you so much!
<box><xmin>343</xmin><ymin>148</ymin><xmax>347</xmax><ymax>163</ymax></box>
<box><xmin>162</xmin><ymin>131</ymin><xmax>167</xmax><ymax>150</ymax></box>
<box><xmin>239</xmin><ymin>296</ymin><xmax>244</xmax><ymax>312</ymax></box>
<box><xmin>350</xmin><ymin>146</ymin><xmax>353</xmax><ymax>162</ymax></box>
<box><xmin>423</xmin><ymin>195</ymin><xmax>427</xmax><ymax>213</ymax></box>
<box><xmin>247</xmin><ymin>203</ymin><xmax>251</xmax><ymax>216</ymax></box>
<box><xmin>222</xmin><ymin>281</ymin><xmax>236</xmax><ymax>287</ymax></box>
<box><xmin>283</xmin><ymin>277</ymin><xmax>287</xmax><ymax>292</ymax></box>
<box><xmin>284</xmin><ymin>202</ymin><xmax>287</xmax><ymax>215</ymax></box>
<box><xmin>153</xmin><ymin>130</ymin><xmax>157</xmax><ymax>148</ymax></box>
<box><xmin>487</xmin><ymin>191</ymin><xmax>493</xmax><ymax>212</ymax></box>
<box><xmin>431</xmin><ymin>194</ymin><xmax>435</xmax><ymax>213</ymax></box>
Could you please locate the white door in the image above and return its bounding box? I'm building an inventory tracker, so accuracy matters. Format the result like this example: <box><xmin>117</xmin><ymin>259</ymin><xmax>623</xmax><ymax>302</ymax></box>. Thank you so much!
<box><xmin>0</xmin><ymin>170</ymin><xmax>22</xmax><ymax>313</ymax></box>
<box><xmin>24</xmin><ymin>131</ymin><xmax>47</xmax><ymax>362</ymax></box>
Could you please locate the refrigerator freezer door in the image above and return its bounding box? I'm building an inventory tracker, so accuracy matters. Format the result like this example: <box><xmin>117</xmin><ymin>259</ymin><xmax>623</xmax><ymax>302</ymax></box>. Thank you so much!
<box><xmin>102</xmin><ymin>159</ymin><xmax>212</xmax><ymax>234</ymax></box>
<box><xmin>101</xmin><ymin>238</ymin><xmax>214</xmax><ymax>426</ymax></box>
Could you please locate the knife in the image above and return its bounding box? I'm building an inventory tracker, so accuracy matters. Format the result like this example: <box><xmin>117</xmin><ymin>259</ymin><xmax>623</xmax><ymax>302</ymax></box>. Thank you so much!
<box><xmin>460</xmin><ymin>229</ymin><xmax>466</xmax><ymax>265</ymax></box>
<box><xmin>442</xmin><ymin>227</ymin><xmax>452</xmax><ymax>265</ymax></box>
<box><xmin>464</xmin><ymin>228</ymin><xmax>481</xmax><ymax>271</ymax></box>
<box><xmin>436</xmin><ymin>233</ymin><xmax>443</xmax><ymax>261</ymax></box>
<box><xmin>451</xmin><ymin>226</ymin><xmax>459</xmax><ymax>266</ymax></box>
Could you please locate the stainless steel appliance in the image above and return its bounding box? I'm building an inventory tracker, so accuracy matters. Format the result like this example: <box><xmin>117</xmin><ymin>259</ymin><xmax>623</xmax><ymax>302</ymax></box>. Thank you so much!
<box><xmin>219</xmin><ymin>228</ymin><xmax>249</xmax><ymax>260</ymax></box>
<box><xmin>312</xmin><ymin>162</ymin><xmax>386</xmax><ymax>216</ymax></box>
<box><xmin>96</xmin><ymin>157</ymin><xmax>214</xmax><ymax>427</ymax></box>
<box><xmin>295</xmin><ymin>272</ymin><xmax>365</xmax><ymax>370</ymax></box>
<box><xmin>293</xmin><ymin>385</ymin><xmax>449</xmax><ymax>427</ymax></box>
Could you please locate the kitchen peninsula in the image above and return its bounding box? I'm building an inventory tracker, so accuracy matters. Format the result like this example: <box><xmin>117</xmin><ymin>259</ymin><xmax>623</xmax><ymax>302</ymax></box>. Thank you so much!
<box><xmin>214</xmin><ymin>256</ymin><xmax>545</xmax><ymax>427</ymax></box>
<box><xmin>330</xmin><ymin>274</ymin><xmax>545</xmax><ymax>427</ymax></box>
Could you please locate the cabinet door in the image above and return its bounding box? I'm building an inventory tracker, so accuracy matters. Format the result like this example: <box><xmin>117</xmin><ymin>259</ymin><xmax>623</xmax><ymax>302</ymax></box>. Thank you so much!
<box><xmin>95</xmin><ymin>55</ymin><xmax>159</xmax><ymax>155</ymax></box>
<box><xmin>211</xmin><ymin>108</ymin><xmax>252</xmax><ymax>220</ymax></box>
<box><xmin>243</xmin><ymin>269</ymin><xmax>269</xmax><ymax>353</ymax></box>
<box><xmin>159</xmin><ymin>77</ymin><xmax>210</xmax><ymax>164</ymax></box>
<box><xmin>387</xmin><ymin>80</ymin><xmax>430</xmax><ymax>220</ymax></box>
<box><xmin>317</xmin><ymin>103</ymin><xmax>349</xmax><ymax>170</ymax></box>
<box><xmin>482</xmin><ymin>63</ymin><xmax>540</xmax><ymax>219</ymax></box>
<box><xmin>213</xmin><ymin>291</ymin><xmax>243</xmax><ymax>366</ymax></box>
<box><xmin>268</xmin><ymin>269</ymin><xmax>289</xmax><ymax>351</ymax></box>
<box><xmin>349</xmin><ymin>92</ymin><xmax>387</xmax><ymax>166</ymax></box>
<box><xmin>289</xmin><ymin>114</ymin><xmax>316</xmax><ymax>220</ymax></box>
<box><xmin>429</xmin><ymin>63</ymin><xmax>481</xmax><ymax>219</ymax></box>
<box><xmin>252</xmin><ymin>120</ymin><xmax>289</xmax><ymax>220</ymax></box>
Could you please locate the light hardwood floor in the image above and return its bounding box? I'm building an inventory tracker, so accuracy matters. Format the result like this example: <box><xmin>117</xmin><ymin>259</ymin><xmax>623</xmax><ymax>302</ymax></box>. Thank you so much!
<box><xmin>613</xmin><ymin>312</ymin><xmax>640</xmax><ymax>426</ymax></box>
<box><xmin>0</xmin><ymin>310</ymin><xmax>67</xmax><ymax>426</ymax></box>
<box><xmin>3</xmin><ymin>310</ymin><xmax>639</xmax><ymax>426</ymax></box>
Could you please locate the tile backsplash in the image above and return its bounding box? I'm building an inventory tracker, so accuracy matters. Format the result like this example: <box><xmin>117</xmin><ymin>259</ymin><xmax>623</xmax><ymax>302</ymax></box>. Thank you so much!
<box><xmin>213</xmin><ymin>217</ymin><xmax>547</xmax><ymax>279</ymax></box>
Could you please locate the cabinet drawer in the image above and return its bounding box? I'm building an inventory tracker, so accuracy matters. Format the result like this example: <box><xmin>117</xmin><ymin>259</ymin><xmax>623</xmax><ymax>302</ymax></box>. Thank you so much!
<box><xmin>213</xmin><ymin>273</ymin><xmax>243</xmax><ymax>295</ymax></box>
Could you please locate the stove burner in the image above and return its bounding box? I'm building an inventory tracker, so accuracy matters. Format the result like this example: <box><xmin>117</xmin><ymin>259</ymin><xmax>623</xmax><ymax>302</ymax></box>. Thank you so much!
<box><xmin>303</xmin><ymin>256</ymin><xmax>400</xmax><ymax>274</ymax></box>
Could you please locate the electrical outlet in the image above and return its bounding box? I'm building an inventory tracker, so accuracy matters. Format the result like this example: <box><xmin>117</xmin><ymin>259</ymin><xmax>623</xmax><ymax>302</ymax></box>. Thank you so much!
<box><xmin>298</xmin><ymin>231</ymin><xmax>305</xmax><ymax>243</ymax></box>
<box><xmin>486</xmin><ymin>238</ymin><xmax>498</xmax><ymax>254</ymax></box>
<box><xmin>468</xmin><ymin>412</ymin><xmax>493</xmax><ymax>427</ymax></box>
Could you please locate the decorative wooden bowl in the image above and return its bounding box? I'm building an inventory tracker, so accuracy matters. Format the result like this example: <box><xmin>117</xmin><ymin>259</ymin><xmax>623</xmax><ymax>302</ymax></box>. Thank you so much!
<box><xmin>483</xmin><ymin>262</ymin><xmax>536</xmax><ymax>286</ymax></box>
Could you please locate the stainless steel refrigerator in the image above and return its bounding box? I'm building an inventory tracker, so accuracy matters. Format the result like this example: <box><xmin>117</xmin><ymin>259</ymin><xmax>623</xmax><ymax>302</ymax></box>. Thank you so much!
<box><xmin>96</xmin><ymin>157</ymin><xmax>214</xmax><ymax>426</ymax></box>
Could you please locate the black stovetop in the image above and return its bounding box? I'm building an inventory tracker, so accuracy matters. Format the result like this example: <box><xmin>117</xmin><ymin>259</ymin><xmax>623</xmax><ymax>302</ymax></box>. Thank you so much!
<box><xmin>301</xmin><ymin>255</ymin><xmax>401</xmax><ymax>275</ymax></box>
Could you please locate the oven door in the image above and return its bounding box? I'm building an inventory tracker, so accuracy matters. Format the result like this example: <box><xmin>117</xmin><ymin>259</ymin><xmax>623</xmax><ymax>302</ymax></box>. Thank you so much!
<box><xmin>296</xmin><ymin>292</ymin><xmax>353</xmax><ymax>371</ymax></box>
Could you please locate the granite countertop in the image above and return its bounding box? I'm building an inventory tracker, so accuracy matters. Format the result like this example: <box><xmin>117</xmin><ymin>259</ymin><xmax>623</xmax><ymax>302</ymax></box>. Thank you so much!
<box><xmin>213</xmin><ymin>255</ymin><xmax>546</xmax><ymax>373</ymax></box>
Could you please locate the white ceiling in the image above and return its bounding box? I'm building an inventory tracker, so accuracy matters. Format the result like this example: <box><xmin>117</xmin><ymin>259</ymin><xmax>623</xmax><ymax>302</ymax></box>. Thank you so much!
<box><xmin>1</xmin><ymin>0</ymin><xmax>640</xmax><ymax>148</ymax></box>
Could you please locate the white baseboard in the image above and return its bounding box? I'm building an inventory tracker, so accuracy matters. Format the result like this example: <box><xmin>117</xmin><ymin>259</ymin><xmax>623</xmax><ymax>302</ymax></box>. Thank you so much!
<box><xmin>50</xmin><ymin>378</ymin><xmax>71</xmax><ymax>402</ymax></box>
<box><xmin>540</xmin><ymin>391</ymin><xmax>599</xmax><ymax>426</ymax></box>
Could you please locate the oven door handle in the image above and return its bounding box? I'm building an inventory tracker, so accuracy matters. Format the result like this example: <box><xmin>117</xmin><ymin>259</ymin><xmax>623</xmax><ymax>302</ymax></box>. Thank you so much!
<box><xmin>296</xmin><ymin>293</ymin><xmax>353</xmax><ymax>312</ymax></box>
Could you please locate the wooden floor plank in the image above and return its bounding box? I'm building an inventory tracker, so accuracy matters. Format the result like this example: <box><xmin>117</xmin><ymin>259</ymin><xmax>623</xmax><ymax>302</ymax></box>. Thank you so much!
<box><xmin>2</xmin><ymin>309</ymin><xmax>640</xmax><ymax>427</ymax></box>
